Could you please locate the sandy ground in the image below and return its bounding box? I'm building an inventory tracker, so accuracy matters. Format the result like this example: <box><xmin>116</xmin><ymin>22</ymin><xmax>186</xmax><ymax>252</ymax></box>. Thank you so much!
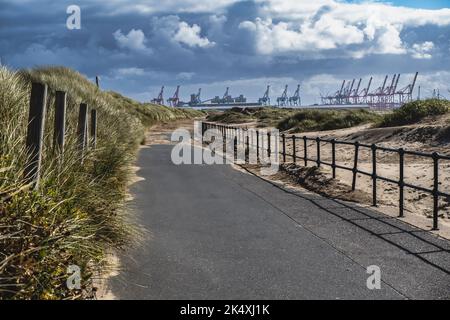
<box><xmin>284</xmin><ymin>123</ymin><xmax>450</xmax><ymax>220</ymax></box>
<box><xmin>93</xmin><ymin>165</ymin><xmax>146</xmax><ymax>300</ymax></box>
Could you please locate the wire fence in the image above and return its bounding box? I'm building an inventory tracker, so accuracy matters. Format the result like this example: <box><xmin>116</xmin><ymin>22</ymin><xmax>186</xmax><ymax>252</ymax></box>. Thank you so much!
<box><xmin>202</xmin><ymin>121</ymin><xmax>450</xmax><ymax>230</ymax></box>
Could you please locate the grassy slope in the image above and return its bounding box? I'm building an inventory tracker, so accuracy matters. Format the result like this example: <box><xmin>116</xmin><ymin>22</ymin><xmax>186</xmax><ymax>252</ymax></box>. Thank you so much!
<box><xmin>0</xmin><ymin>66</ymin><xmax>201</xmax><ymax>299</ymax></box>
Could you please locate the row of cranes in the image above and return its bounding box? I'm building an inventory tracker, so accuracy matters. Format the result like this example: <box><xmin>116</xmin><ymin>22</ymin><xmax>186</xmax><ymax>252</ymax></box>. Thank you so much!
<box><xmin>321</xmin><ymin>72</ymin><xmax>418</xmax><ymax>108</ymax></box>
<box><xmin>151</xmin><ymin>84</ymin><xmax>302</xmax><ymax>108</ymax></box>
<box><xmin>152</xmin><ymin>73</ymin><xmax>421</xmax><ymax>109</ymax></box>
<box><xmin>258</xmin><ymin>85</ymin><xmax>301</xmax><ymax>107</ymax></box>
<box><xmin>151</xmin><ymin>85</ymin><xmax>184</xmax><ymax>106</ymax></box>
<box><xmin>274</xmin><ymin>84</ymin><xmax>301</xmax><ymax>107</ymax></box>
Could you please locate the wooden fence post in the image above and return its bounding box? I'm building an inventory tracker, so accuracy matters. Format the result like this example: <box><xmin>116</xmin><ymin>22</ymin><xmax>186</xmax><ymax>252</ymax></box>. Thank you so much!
<box><xmin>24</xmin><ymin>82</ymin><xmax>48</xmax><ymax>188</ymax></box>
<box><xmin>53</xmin><ymin>91</ymin><xmax>66</xmax><ymax>154</ymax></box>
<box><xmin>77</xmin><ymin>103</ymin><xmax>88</xmax><ymax>160</ymax></box>
<box><xmin>90</xmin><ymin>109</ymin><xmax>97</xmax><ymax>149</ymax></box>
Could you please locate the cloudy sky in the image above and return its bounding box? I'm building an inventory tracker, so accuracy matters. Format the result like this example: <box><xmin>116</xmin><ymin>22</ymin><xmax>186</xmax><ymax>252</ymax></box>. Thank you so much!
<box><xmin>1</xmin><ymin>0</ymin><xmax>449</xmax><ymax>104</ymax></box>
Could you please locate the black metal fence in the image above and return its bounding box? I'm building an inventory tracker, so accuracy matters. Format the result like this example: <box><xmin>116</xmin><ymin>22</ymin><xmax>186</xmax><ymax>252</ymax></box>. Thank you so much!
<box><xmin>202</xmin><ymin>122</ymin><xmax>450</xmax><ymax>230</ymax></box>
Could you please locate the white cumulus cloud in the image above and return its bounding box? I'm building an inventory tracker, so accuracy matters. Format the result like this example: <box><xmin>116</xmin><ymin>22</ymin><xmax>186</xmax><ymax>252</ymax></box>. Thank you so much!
<box><xmin>240</xmin><ymin>0</ymin><xmax>450</xmax><ymax>58</ymax></box>
<box><xmin>113</xmin><ymin>29</ymin><xmax>151</xmax><ymax>52</ymax></box>
<box><xmin>173</xmin><ymin>21</ymin><xmax>215</xmax><ymax>48</ymax></box>
<box><xmin>239</xmin><ymin>17</ymin><xmax>365</xmax><ymax>55</ymax></box>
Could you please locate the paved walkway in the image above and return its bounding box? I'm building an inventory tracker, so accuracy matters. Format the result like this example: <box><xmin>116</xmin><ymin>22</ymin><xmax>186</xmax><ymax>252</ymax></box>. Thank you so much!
<box><xmin>109</xmin><ymin>143</ymin><xmax>449</xmax><ymax>299</ymax></box>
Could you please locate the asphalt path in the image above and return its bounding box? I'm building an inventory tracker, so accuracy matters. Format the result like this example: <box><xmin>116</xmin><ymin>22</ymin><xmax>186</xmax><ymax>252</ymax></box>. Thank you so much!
<box><xmin>109</xmin><ymin>143</ymin><xmax>450</xmax><ymax>300</ymax></box>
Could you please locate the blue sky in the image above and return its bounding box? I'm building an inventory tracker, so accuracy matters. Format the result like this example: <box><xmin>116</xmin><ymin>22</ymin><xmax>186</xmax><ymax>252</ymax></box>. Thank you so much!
<box><xmin>382</xmin><ymin>0</ymin><xmax>449</xmax><ymax>9</ymax></box>
<box><xmin>1</xmin><ymin>0</ymin><xmax>449</xmax><ymax>104</ymax></box>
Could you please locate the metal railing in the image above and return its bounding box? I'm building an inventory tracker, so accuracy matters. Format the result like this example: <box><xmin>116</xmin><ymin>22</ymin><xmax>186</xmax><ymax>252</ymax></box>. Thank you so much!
<box><xmin>202</xmin><ymin>122</ymin><xmax>450</xmax><ymax>230</ymax></box>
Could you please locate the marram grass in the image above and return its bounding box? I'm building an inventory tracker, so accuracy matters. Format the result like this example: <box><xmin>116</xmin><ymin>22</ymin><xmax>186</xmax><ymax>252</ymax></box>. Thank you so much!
<box><xmin>0</xmin><ymin>66</ymin><xmax>202</xmax><ymax>299</ymax></box>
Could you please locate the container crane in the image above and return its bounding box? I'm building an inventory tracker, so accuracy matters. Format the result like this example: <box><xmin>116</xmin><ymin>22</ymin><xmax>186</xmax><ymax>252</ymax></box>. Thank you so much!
<box><xmin>358</xmin><ymin>77</ymin><xmax>372</xmax><ymax>104</ymax></box>
<box><xmin>259</xmin><ymin>85</ymin><xmax>271</xmax><ymax>106</ymax></box>
<box><xmin>167</xmin><ymin>85</ymin><xmax>180</xmax><ymax>107</ymax></box>
<box><xmin>277</xmin><ymin>85</ymin><xmax>289</xmax><ymax>107</ymax></box>
<box><xmin>396</xmin><ymin>72</ymin><xmax>418</xmax><ymax>104</ymax></box>
<box><xmin>369</xmin><ymin>75</ymin><xmax>388</xmax><ymax>105</ymax></box>
<box><xmin>151</xmin><ymin>86</ymin><xmax>165</xmax><ymax>105</ymax></box>
<box><xmin>344</xmin><ymin>79</ymin><xmax>355</xmax><ymax>104</ymax></box>
<box><xmin>350</xmin><ymin>79</ymin><xmax>362</xmax><ymax>104</ymax></box>
<box><xmin>222</xmin><ymin>87</ymin><xmax>233</xmax><ymax>103</ymax></box>
<box><xmin>289</xmin><ymin>84</ymin><xmax>301</xmax><ymax>106</ymax></box>
<box><xmin>189</xmin><ymin>88</ymin><xmax>202</xmax><ymax>105</ymax></box>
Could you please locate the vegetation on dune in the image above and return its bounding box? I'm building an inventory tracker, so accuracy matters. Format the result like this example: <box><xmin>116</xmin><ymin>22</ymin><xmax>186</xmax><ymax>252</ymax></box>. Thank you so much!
<box><xmin>378</xmin><ymin>99</ymin><xmax>450</xmax><ymax>127</ymax></box>
<box><xmin>277</xmin><ymin>109</ymin><xmax>380</xmax><ymax>133</ymax></box>
<box><xmin>207</xmin><ymin>110</ymin><xmax>253</xmax><ymax>124</ymax></box>
<box><xmin>0</xmin><ymin>66</ymin><xmax>200</xmax><ymax>299</ymax></box>
<box><xmin>207</xmin><ymin>107</ymin><xmax>300</xmax><ymax>127</ymax></box>
<box><xmin>207</xmin><ymin>107</ymin><xmax>379</xmax><ymax>133</ymax></box>
<box><xmin>253</xmin><ymin>108</ymin><xmax>302</xmax><ymax>127</ymax></box>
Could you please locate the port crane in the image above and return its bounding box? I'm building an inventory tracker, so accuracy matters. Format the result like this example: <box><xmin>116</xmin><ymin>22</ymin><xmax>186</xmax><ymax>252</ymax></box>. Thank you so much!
<box><xmin>277</xmin><ymin>85</ymin><xmax>289</xmax><ymax>107</ymax></box>
<box><xmin>151</xmin><ymin>86</ymin><xmax>165</xmax><ymax>105</ymax></box>
<box><xmin>258</xmin><ymin>85</ymin><xmax>271</xmax><ymax>106</ymax></box>
<box><xmin>189</xmin><ymin>88</ymin><xmax>202</xmax><ymax>105</ymax></box>
<box><xmin>289</xmin><ymin>84</ymin><xmax>301</xmax><ymax>106</ymax></box>
<box><xmin>167</xmin><ymin>85</ymin><xmax>180</xmax><ymax>107</ymax></box>
<box><xmin>396</xmin><ymin>72</ymin><xmax>418</xmax><ymax>104</ymax></box>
